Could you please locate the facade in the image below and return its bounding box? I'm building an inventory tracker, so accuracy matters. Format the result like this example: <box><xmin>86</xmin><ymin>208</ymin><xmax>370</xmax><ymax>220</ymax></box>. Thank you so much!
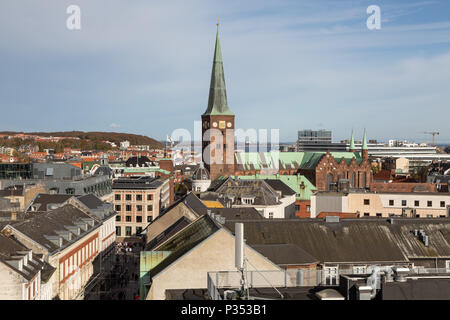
<box><xmin>0</xmin><ymin>175</ymin><xmax>112</xmax><ymax>199</ymax></box>
<box><xmin>311</xmin><ymin>191</ymin><xmax>450</xmax><ymax>218</ymax></box>
<box><xmin>0</xmin><ymin>233</ymin><xmax>55</xmax><ymax>300</ymax></box>
<box><xmin>2</xmin><ymin>204</ymin><xmax>103</xmax><ymax>300</ymax></box>
<box><xmin>0</xmin><ymin>184</ymin><xmax>46</xmax><ymax>211</ymax></box>
<box><xmin>296</xmin><ymin>129</ymin><xmax>338</xmax><ymax>152</ymax></box>
<box><xmin>113</xmin><ymin>176</ymin><xmax>170</xmax><ymax>241</ymax></box>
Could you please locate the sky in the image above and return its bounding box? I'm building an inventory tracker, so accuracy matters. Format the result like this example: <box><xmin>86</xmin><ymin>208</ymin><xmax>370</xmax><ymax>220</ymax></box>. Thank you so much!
<box><xmin>0</xmin><ymin>0</ymin><xmax>449</xmax><ymax>144</ymax></box>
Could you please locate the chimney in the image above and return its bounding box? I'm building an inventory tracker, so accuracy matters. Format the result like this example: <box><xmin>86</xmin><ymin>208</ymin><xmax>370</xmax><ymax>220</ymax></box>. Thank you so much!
<box><xmin>235</xmin><ymin>223</ymin><xmax>244</xmax><ymax>270</ymax></box>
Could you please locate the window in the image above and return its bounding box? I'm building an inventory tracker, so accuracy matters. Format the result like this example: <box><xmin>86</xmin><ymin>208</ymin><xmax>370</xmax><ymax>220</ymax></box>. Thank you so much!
<box><xmin>268</xmin><ymin>212</ymin><xmax>274</xmax><ymax>219</ymax></box>
<box><xmin>115</xmin><ymin>205</ymin><xmax>121</xmax><ymax>211</ymax></box>
<box><xmin>426</xmin><ymin>214</ymin><xmax>433</xmax><ymax>218</ymax></box>
<box><xmin>364</xmin><ymin>212</ymin><xmax>369</xmax><ymax>217</ymax></box>
<box><xmin>126</xmin><ymin>194</ymin><xmax>132</xmax><ymax>201</ymax></box>
<box><xmin>427</xmin><ymin>201</ymin><xmax>432</xmax><ymax>207</ymax></box>
<box><xmin>376</xmin><ymin>213</ymin><xmax>382</xmax><ymax>217</ymax></box>
<box><xmin>364</xmin><ymin>199</ymin><xmax>370</xmax><ymax>205</ymax></box>
<box><xmin>414</xmin><ymin>200</ymin><xmax>420</xmax><ymax>207</ymax></box>
<box><xmin>307</xmin><ymin>206</ymin><xmax>311</xmax><ymax>213</ymax></box>
<box><xmin>147</xmin><ymin>194</ymin><xmax>153</xmax><ymax>201</ymax></box>
<box><xmin>116</xmin><ymin>226</ymin><xmax>121</xmax><ymax>236</ymax></box>
<box><xmin>402</xmin><ymin>200</ymin><xmax>407</xmax><ymax>206</ymax></box>
<box><xmin>445</xmin><ymin>261</ymin><xmax>450</xmax><ymax>272</ymax></box>
<box><xmin>389</xmin><ymin>213</ymin><xmax>395</xmax><ymax>217</ymax></box>
<box><xmin>115</xmin><ymin>194</ymin><xmax>121</xmax><ymax>201</ymax></box>
<box><xmin>136</xmin><ymin>195</ymin><xmax>142</xmax><ymax>201</ymax></box>
<box><xmin>147</xmin><ymin>216</ymin><xmax>153</xmax><ymax>222</ymax></box>
<box><xmin>147</xmin><ymin>205</ymin><xmax>153</xmax><ymax>212</ymax></box>
<box><xmin>440</xmin><ymin>201</ymin><xmax>446</xmax><ymax>208</ymax></box>
<box><xmin>324</xmin><ymin>266</ymin><xmax>338</xmax><ymax>285</ymax></box>
<box><xmin>353</xmin><ymin>266</ymin><xmax>367</xmax><ymax>274</ymax></box>
<box><xmin>136</xmin><ymin>216</ymin><xmax>142</xmax><ymax>223</ymax></box>
<box><xmin>126</xmin><ymin>205</ymin><xmax>131</xmax><ymax>211</ymax></box>
<box><xmin>389</xmin><ymin>200</ymin><xmax>394</xmax><ymax>206</ymax></box>
<box><xmin>125</xmin><ymin>227</ymin><xmax>132</xmax><ymax>236</ymax></box>
<box><xmin>126</xmin><ymin>216</ymin><xmax>132</xmax><ymax>222</ymax></box>
<box><xmin>295</xmin><ymin>205</ymin><xmax>300</xmax><ymax>212</ymax></box>
<box><xmin>116</xmin><ymin>215</ymin><xmax>121</xmax><ymax>222</ymax></box>
<box><xmin>136</xmin><ymin>227</ymin><xmax>142</xmax><ymax>235</ymax></box>
<box><xmin>136</xmin><ymin>205</ymin><xmax>142</xmax><ymax>212</ymax></box>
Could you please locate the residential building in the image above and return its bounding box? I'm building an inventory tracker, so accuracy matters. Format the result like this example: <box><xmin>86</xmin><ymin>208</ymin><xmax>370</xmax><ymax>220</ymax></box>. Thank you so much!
<box><xmin>2</xmin><ymin>204</ymin><xmax>103</xmax><ymax>300</ymax></box>
<box><xmin>229</xmin><ymin>174</ymin><xmax>317</xmax><ymax>218</ymax></box>
<box><xmin>0</xmin><ymin>163</ymin><xmax>112</xmax><ymax>200</ymax></box>
<box><xmin>201</xmin><ymin>177</ymin><xmax>296</xmax><ymax>219</ymax></box>
<box><xmin>112</xmin><ymin>176</ymin><xmax>170</xmax><ymax>241</ymax></box>
<box><xmin>310</xmin><ymin>191</ymin><xmax>450</xmax><ymax>218</ymax></box>
<box><xmin>0</xmin><ymin>184</ymin><xmax>46</xmax><ymax>211</ymax></box>
<box><xmin>0</xmin><ymin>232</ymin><xmax>56</xmax><ymax>300</ymax></box>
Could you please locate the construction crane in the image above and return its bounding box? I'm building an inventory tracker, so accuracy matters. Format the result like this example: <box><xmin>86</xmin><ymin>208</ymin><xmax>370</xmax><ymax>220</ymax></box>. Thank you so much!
<box><xmin>423</xmin><ymin>131</ymin><xmax>439</xmax><ymax>146</ymax></box>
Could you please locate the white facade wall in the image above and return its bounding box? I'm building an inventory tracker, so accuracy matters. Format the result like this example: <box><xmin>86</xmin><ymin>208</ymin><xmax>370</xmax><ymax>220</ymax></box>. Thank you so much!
<box><xmin>192</xmin><ymin>179</ymin><xmax>211</xmax><ymax>192</ymax></box>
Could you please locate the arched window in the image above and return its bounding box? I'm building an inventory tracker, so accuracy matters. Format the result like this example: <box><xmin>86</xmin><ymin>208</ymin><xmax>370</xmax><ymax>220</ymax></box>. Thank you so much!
<box><xmin>326</xmin><ymin>174</ymin><xmax>333</xmax><ymax>191</ymax></box>
<box><xmin>361</xmin><ymin>172</ymin><xmax>367</xmax><ymax>188</ymax></box>
<box><xmin>351</xmin><ymin>172</ymin><xmax>356</xmax><ymax>188</ymax></box>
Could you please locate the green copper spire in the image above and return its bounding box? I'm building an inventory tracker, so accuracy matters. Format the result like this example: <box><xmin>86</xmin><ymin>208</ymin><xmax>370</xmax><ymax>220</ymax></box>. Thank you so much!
<box><xmin>349</xmin><ymin>131</ymin><xmax>355</xmax><ymax>151</ymax></box>
<box><xmin>203</xmin><ymin>22</ymin><xmax>234</xmax><ymax>116</ymax></box>
<box><xmin>362</xmin><ymin>129</ymin><xmax>368</xmax><ymax>150</ymax></box>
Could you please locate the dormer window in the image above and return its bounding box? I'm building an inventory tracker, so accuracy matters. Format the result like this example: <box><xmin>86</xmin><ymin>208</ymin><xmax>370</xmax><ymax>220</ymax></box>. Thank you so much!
<box><xmin>242</xmin><ymin>197</ymin><xmax>255</xmax><ymax>205</ymax></box>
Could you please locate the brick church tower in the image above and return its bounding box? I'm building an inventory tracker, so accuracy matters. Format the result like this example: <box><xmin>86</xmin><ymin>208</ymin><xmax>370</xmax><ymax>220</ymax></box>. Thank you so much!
<box><xmin>201</xmin><ymin>23</ymin><xmax>235</xmax><ymax>180</ymax></box>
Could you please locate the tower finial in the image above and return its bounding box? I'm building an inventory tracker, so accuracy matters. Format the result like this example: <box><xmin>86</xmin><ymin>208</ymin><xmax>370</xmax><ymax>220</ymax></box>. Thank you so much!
<box><xmin>217</xmin><ymin>17</ymin><xmax>220</xmax><ymax>27</ymax></box>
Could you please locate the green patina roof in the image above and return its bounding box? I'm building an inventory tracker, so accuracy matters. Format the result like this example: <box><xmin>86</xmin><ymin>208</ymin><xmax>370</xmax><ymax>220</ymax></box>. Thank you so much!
<box><xmin>235</xmin><ymin>151</ymin><xmax>362</xmax><ymax>172</ymax></box>
<box><xmin>123</xmin><ymin>167</ymin><xmax>171</xmax><ymax>175</ymax></box>
<box><xmin>349</xmin><ymin>131</ymin><xmax>355</xmax><ymax>150</ymax></box>
<box><xmin>362</xmin><ymin>130</ymin><xmax>368</xmax><ymax>150</ymax></box>
<box><xmin>230</xmin><ymin>174</ymin><xmax>317</xmax><ymax>201</ymax></box>
<box><xmin>202</xmin><ymin>25</ymin><xmax>234</xmax><ymax>116</ymax></box>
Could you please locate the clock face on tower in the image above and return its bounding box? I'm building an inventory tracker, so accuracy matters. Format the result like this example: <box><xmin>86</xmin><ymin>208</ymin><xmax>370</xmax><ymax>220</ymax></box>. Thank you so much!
<box><xmin>227</xmin><ymin>122</ymin><xmax>232</xmax><ymax>128</ymax></box>
<box><xmin>212</xmin><ymin>122</ymin><xmax>218</xmax><ymax>128</ymax></box>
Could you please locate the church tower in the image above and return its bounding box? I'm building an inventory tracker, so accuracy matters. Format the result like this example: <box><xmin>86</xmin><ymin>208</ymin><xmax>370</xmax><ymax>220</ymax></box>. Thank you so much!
<box><xmin>361</xmin><ymin>129</ymin><xmax>369</xmax><ymax>160</ymax></box>
<box><xmin>201</xmin><ymin>22</ymin><xmax>235</xmax><ymax>180</ymax></box>
<box><xmin>349</xmin><ymin>131</ymin><xmax>355</xmax><ymax>153</ymax></box>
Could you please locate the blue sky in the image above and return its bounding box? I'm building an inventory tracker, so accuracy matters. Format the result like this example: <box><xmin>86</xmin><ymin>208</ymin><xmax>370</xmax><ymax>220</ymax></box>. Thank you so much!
<box><xmin>0</xmin><ymin>0</ymin><xmax>449</xmax><ymax>143</ymax></box>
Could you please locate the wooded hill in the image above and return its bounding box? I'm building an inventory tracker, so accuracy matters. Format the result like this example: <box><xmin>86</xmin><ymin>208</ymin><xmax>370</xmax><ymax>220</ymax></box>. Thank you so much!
<box><xmin>0</xmin><ymin>131</ymin><xmax>164</xmax><ymax>151</ymax></box>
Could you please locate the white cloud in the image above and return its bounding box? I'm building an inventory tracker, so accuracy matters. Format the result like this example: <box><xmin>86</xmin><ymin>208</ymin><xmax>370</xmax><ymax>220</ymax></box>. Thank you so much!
<box><xmin>0</xmin><ymin>0</ymin><xmax>449</xmax><ymax>143</ymax></box>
